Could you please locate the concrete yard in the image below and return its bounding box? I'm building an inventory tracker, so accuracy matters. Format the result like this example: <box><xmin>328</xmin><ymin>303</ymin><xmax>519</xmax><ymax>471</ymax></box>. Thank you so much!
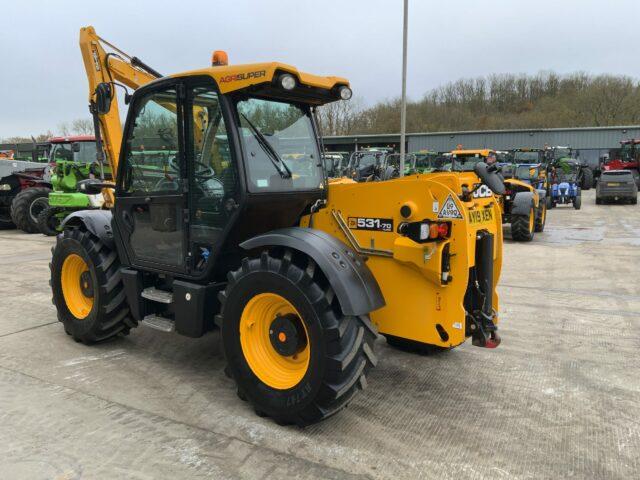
<box><xmin>0</xmin><ymin>189</ymin><xmax>638</xmax><ymax>479</ymax></box>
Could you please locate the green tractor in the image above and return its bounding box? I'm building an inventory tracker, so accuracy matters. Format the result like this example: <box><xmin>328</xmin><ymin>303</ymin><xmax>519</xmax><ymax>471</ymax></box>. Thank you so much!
<box><xmin>35</xmin><ymin>136</ymin><xmax>99</xmax><ymax>236</ymax></box>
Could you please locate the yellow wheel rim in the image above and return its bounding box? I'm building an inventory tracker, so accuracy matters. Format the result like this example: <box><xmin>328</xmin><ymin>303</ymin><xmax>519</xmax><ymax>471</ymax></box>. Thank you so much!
<box><xmin>529</xmin><ymin>209</ymin><xmax>535</xmax><ymax>233</ymax></box>
<box><xmin>239</xmin><ymin>293</ymin><xmax>310</xmax><ymax>390</ymax></box>
<box><xmin>61</xmin><ymin>254</ymin><xmax>94</xmax><ymax>319</ymax></box>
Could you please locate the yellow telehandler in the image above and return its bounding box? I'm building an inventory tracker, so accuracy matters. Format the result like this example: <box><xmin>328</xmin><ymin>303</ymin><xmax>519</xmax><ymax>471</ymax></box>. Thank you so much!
<box><xmin>49</xmin><ymin>26</ymin><xmax>505</xmax><ymax>425</ymax></box>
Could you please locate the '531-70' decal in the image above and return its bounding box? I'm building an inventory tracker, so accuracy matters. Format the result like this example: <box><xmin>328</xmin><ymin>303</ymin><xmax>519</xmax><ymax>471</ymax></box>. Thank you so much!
<box><xmin>348</xmin><ymin>217</ymin><xmax>394</xmax><ymax>232</ymax></box>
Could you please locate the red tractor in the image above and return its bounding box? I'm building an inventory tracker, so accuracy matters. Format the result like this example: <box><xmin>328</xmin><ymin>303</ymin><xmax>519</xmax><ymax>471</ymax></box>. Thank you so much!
<box><xmin>601</xmin><ymin>139</ymin><xmax>640</xmax><ymax>186</ymax></box>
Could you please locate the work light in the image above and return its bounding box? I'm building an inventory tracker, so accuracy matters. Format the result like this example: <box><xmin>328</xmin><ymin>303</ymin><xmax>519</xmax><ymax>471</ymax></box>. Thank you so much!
<box><xmin>280</xmin><ymin>74</ymin><xmax>296</xmax><ymax>90</ymax></box>
<box><xmin>339</xmin><ymin>85</ymin><xmax>352</xmax><ymax>100</ymax></box>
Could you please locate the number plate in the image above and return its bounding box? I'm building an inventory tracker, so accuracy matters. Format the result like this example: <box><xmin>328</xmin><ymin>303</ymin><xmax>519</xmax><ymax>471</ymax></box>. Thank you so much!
<box><xmin>348</xmin><ymin>217</ymin><xmax>393</xmax><ymax>232</ymax></box>
<box><xmin>607</xmin><ymin>182</ymin><xmax>620</xmax><ymax>186</ymax></box>
<box><xmin>468</xmin><ymin>208</ymin><xmax>494</xmax><ymax>225</ymax></box>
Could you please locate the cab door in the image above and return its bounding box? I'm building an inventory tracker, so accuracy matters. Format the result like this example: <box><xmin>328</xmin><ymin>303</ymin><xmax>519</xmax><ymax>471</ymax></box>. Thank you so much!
<box><xmin>114</xmin><ymin>82</ymin><xmax>189</xmax><ymax>273</ymax></box>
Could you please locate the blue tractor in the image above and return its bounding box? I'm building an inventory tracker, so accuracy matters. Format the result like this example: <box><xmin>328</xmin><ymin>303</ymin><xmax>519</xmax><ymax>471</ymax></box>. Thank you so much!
<box><xmin>550</xmin><ymin>159</ymin><xmax>581</xmax><ymax>209</ymax></box>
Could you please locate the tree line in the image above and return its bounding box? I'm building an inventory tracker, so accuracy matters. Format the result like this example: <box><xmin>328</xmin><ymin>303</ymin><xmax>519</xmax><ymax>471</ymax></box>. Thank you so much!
<box><xmin>317</xmin><ymin>72</ymin><xmax>640</xmax><ymax>136</ymax></box>
<box><xmin>5</xmin><ymin>72</ymin><xmax>640</xmax><ymax>142</ymax></box>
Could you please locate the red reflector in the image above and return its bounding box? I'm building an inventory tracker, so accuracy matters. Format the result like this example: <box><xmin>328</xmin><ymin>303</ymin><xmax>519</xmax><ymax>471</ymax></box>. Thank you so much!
<box><xmin>428</xmin><ymin>223</ymin><xmax>439</xmax><ymax>239</ymax></box>
<box><xmin>437</xmin><ymin>222</ymin><xmax>449</xmax><ymax>238</ymax></box>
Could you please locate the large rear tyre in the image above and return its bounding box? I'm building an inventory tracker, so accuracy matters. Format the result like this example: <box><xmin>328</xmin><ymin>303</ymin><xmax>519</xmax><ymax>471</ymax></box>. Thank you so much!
<box><xmin>581</xmin><ymin>167</ymin><xmax>593</xmax><ymax>190</ymax></box>
<box><xmin>534</xmin><ymin>202</ymin><xmax>546</xmax><ymax>232</ymax></box>
<box><xmin>38</xmin><ymin>206</ymin><xmax>64</xmax><ymax>236</ymax></box>
<box><xmin>50</xmin><ymin>226</ymin><xmax>136</xmax><ymax>343</ymax></box>
<box><xmin>511</xmin><ymin>207</ymin><xmax>535</xmax><ymax>242</ymax></box>
<box><xmin>218</xmin><ymin>249</ymin><xmax>378</xmax><ymax>426</ymax></box>
<box><xmin>596</xmin><ymin>196</ymin><xmax>602</xmax><ymax>205</ymax></box>
<box><xmin>384</xmin><ymin>334</ymin><xmax>449</xmax><ymax>355</ymax></box>
<box><xmin>10</xmin><ymin>187</ymin><xmax>51</xmax><ymax>233</ymax></box>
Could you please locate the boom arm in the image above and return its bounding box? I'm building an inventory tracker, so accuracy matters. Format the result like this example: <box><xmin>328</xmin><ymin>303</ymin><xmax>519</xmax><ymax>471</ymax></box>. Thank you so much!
<box><xmin>79</xmin><ymin>26</ymin><xmax>159</xmax><ymax>179</ymax></box>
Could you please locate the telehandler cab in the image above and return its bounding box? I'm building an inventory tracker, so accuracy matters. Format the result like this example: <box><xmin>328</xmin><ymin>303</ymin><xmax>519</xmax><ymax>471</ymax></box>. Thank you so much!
<box><xmin>50</xmin><ymin>26</ymin><xmax>505</xmax><ymax>426</ymax></box>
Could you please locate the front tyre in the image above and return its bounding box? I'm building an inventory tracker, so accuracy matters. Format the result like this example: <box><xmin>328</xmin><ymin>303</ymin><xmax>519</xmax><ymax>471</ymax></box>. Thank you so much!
<box><xmin>10</xmin><ymin>187</ymin><xmax>51</xmax><ymax>233</ymax></box>
<box><xmin>573</xmin><ymin>194</ymin><xmax>582</xmax><ymax>210</ymax></box>
<box><xmin>50</xmin><ymin>226</ymin><xmax>136</xmax><ymax>343</ymax></box>
<box><xmin>38</xmin><ymin>206</ymin><xmax>64</xmax><ymax>236</ymax></box>
<box><xmin>218</xmin><ymin>249</ymin><xmax>378</xmax><ymax>426</ymax></box>
<box><xmin>511</xmin><ymin>207</ymin><xmax>535</xmax><ymax>241</ymax></box>
<box><xmin>534</xmin><ymin>202</ymin><xmax>546</xmax><ymax>232</ymax></box>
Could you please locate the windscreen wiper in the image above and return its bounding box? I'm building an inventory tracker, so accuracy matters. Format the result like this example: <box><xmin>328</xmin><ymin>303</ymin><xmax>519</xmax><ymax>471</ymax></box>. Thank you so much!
<box><xmin>241</xmin><ymin>113</ymin><xmax>292</xmax><ymax>179</ymax></box>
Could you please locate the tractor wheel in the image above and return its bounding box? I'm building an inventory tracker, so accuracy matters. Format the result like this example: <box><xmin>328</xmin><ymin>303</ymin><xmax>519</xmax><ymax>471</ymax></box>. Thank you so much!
<box><xmin>38</xmin><ymin>206</ymin><xmax>64</xmax><ymax>236</ymax></box>
<box><xmin>534</xmin><ymin>202</ymin><xmax>547</xmax><ymax>232</ymax></box>
<box><xmin>581</xmin><ymin>167</ymin><xmax>594</xmax><ymax>190</ymax></box>
<box><xmin>511</xmin><ymin>207</ymin><xmax>535</xmax><ymax>242</ymax></box>
<box><xmin>384</xmin><ymin>334</ymin><xmax>449</xmax><ymax>354</ymax></box>
<box><xmin>50</xmin><ymin>226</ymin><xmax>136</xmax><ymax>343</ymax></box>
<box><xmin>596</xmin><ymin>196</ymin><xmax>602</xmax><ymax>205</ymax></box>
<box><xmin>10</xmin><ymin>187</ymin><xmax>51</xmax><ymax>233</ymax></box>
<box><xmin>0</xmin><ymin>210</ymin><xmax>14</xmax><ymax>230</ymax></box>
<box><xmin>631</xmin><ymin>197</ymin><xmax>638</xmax><ymax>205</ymax></box>
<box><xmin>545</xmin><ymin>195</ymin><xmax>553</xmax><ymax>210</ymax></box>
<box><xmin>573</xmin><ymin>195</ymin><xmax>582</xmax><ymax>210</ymax></box>
<box><xmin>218</xmin><ymin>249</ymin><xmax>378</xmax><ymax>426</ymax></box>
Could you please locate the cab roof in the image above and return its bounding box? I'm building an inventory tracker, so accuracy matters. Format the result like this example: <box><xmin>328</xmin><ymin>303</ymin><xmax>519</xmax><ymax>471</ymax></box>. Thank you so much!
<box><xmin>170</xmin><ymin>62</ymin><xmax>349</xmax><ymax>104</ymax></box>
<box><xmin>49</xmin><ymin>135</ymin><xmax>95</xmax><ymax>144</ymax></box>
<box><xmin>451</xmin><ymin>149</ymin><xmax>494</xmax><ymax>156</ymax></box>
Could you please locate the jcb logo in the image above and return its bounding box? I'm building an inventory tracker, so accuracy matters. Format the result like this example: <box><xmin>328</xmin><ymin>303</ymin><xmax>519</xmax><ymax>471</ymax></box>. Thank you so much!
<box><xmin>473</xmin><ymin>185</ymin><xmax>493</xmax><ymax>198</ymax></box>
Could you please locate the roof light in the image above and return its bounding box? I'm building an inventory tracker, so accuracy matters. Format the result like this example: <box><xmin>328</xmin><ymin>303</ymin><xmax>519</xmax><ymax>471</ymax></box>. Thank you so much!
<box><xmin>212</xmin><ymin>50</ymin><xmax>228</xmax><ymax>66</ymax></box>
<box><xmin>279</xmin><ymin>74</ymin><xmax>296</xmax><ymax>90</ymax></box>
<box><xmin>338</xmin><ymin>85</ymin><xmax>352</xmax><ymax>100</ymax></box>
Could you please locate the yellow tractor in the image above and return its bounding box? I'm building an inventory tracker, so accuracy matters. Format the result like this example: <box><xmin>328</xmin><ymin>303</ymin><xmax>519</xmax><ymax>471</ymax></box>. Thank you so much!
<box><xmin>49</xmin><ymin>26</ymin><xmax>505</xmax><ymax>426</ymax></box>
<box><xmin>447</xmin><ymin>149</ymin><xmax>546</xmax><ymax>241</ymax></box>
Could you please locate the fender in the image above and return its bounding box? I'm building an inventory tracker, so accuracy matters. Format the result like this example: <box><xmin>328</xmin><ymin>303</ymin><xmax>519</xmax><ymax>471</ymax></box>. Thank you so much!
<box><xmin>536</xmin><ymin>188</ymin><xmax>546</xmax><ymax>200</ymax></box>
<box><xmin>511</xmin><ymin>191</ymin><xmax>535</xmax><ymax>216</ymax></box>
<box><xmin>240</xmin><ymin>227</ymin><xmax>385</xmax><ymax>316</ymax></box>
<box><xmin>62</xmin><ymin>209</ymin><xmax>114</xmax><ymax>248</ymax></box>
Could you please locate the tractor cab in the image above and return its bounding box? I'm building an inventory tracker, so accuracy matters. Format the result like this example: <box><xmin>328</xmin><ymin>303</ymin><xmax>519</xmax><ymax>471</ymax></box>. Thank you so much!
<box><xmin>345</xmin><ymin>149</ymin><xmax>390</xmax><ymax>181</ymax></box>
<box><xmin>513</xmin><ymin>163</ymin><xmax>547</xmax><ymax>191</ymax></box>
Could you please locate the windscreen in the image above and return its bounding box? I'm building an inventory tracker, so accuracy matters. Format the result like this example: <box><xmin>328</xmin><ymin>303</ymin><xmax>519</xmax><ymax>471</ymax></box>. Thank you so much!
<box><xmin>236</xmin><ymin>98</ymin><xmax>322</xmax><ymax>192</ymax></box>
<box><xmin>602</xmin><ymin>171</ymin><xmax>633</xmax><ymax>180</ymax></box>
<box><xmin>513</xmin><ymin>151</ymin><xmax>540</xmax><ymax>162</ymax></box>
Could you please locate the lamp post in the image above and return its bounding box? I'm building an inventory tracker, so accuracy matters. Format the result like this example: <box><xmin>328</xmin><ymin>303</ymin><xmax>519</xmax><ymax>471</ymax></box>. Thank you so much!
<box><xmin>399</xmin><ymin>0</ymin><xmax>409</xmax><ymax>176</ymax></box>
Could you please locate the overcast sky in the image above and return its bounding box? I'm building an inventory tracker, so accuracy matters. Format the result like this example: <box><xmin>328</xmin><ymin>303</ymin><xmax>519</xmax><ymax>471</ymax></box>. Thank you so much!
<box><xmin>2</xmin><ymin>0</ymin><xmax>639</xmax><ymax>137</ymax></box>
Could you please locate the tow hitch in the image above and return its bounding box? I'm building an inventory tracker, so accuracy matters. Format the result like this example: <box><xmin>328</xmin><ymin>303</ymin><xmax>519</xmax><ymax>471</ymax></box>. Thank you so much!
<box><xmin>468</xmin><ymin>230</ymin><xmax>501</xmax><ymax>349</ymax></box>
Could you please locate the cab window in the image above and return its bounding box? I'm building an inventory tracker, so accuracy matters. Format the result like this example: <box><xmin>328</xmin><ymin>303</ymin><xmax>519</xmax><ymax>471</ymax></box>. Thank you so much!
<box><xmin>123</xmin><ymin>89</ymin><xmax>181</xmax><ymax>194</ymax></box>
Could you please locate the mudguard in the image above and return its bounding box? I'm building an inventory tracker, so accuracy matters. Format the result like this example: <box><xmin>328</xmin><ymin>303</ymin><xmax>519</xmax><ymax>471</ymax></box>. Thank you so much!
<box><xmin>536</xmin><ymin>188</ymin><xmax>546</xmax><ymax>200</ymax></box>
<box><xmin>62</xmin><ymin>209</ymin><xmax>114</xmax><ymax>248</ymax></box>
<box><xmin>511</xmin><ymin>191</ymin><xmax>535</xmax><ymax>215</ymax></box>
<box><xmin>240</xmin><ymin>227</ymin><xmax>385</xmax><ymax>316</ymax></box>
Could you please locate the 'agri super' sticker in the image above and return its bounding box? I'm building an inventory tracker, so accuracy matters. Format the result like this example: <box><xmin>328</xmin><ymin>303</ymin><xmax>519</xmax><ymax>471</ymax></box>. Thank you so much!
<box><xmin>348</xmin><ymin>217</ymin><xmax>393</xmax><ymax>232</ymax></box>
<box><xmin>438</xmin><ymin>195</ymin><xmax>463</xmax><ymax>219</ymax></box>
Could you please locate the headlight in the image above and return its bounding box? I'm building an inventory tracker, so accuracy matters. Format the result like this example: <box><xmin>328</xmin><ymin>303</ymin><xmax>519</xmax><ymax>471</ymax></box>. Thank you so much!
<box><xmin>338</xmin><ymin>85</ymin><xmax>352</xmax><ymax>100</ymax></box>
<box><xmin>0</xmin><ymin>183</ymin><xmax>11</xmax><ymax>191</ymax></box>
<box><xmin>279</xmin><ymin>74</ymin><xmax>296</xmax><ymax>90</ymax></box>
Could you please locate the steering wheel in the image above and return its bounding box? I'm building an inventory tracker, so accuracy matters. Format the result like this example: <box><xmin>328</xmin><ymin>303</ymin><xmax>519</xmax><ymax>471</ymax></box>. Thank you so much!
<box><xmin>168</xmin><ymin>156</ymin><xmax>215</xmax><ymax>180</ymax></box>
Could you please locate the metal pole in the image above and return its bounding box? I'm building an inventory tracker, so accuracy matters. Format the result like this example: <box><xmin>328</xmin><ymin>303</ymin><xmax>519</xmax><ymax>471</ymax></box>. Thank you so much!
<box><xmin>399</xmin><ymin>0</ymin><xmax>408</xmax><ymax>176</ymax></box>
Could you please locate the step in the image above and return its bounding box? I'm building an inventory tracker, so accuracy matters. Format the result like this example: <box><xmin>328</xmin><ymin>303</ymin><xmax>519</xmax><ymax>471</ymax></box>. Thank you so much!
<box><xmin>141</xmin><ymin>287</ymin><xmax>173</xmax><ymax>304</ymax></box>
<box><xmin>141</xmin><ymin>314</ymin><xmax>175</xmax><ymax>333</ymax></box>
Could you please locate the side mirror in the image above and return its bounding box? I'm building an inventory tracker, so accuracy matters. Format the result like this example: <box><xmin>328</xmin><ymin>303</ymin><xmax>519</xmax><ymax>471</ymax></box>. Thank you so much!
<box><xmin>77</xmin><ymin>178</ymin><xmax>114</xmax><ymax>195</ymax></box>
<box><xmin>71</xmin><ymin>142</ymin><xmax>81</xmax><ymax>153</ymax></box>
<box><xmin>474</xmin><ymin>162</ymin><xmax>506</xmax><ymax>195</ymax></box>
<box><xmin>94</xmin><ymin>83</ymin><xmax>113</xmax><ymax>114</ymax></box>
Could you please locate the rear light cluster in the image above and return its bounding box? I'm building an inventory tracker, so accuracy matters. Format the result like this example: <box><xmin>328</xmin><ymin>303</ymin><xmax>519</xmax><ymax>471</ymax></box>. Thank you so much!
<box><xmin>399</xmin><ymin>220</ymin><xmax>451</xmax><ymax>243</ymax></box>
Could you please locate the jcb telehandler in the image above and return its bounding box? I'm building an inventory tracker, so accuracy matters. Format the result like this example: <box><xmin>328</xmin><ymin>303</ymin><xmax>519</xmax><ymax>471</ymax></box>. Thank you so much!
<box><xmin>447</xmin><ymin>149</ymin><xmax>546</xmax><ymax>241</ymax></box>
<box><xmin>49</xmin><ymin>26</ymin><xmax>505</xmax><ymax>426</ymax></box>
